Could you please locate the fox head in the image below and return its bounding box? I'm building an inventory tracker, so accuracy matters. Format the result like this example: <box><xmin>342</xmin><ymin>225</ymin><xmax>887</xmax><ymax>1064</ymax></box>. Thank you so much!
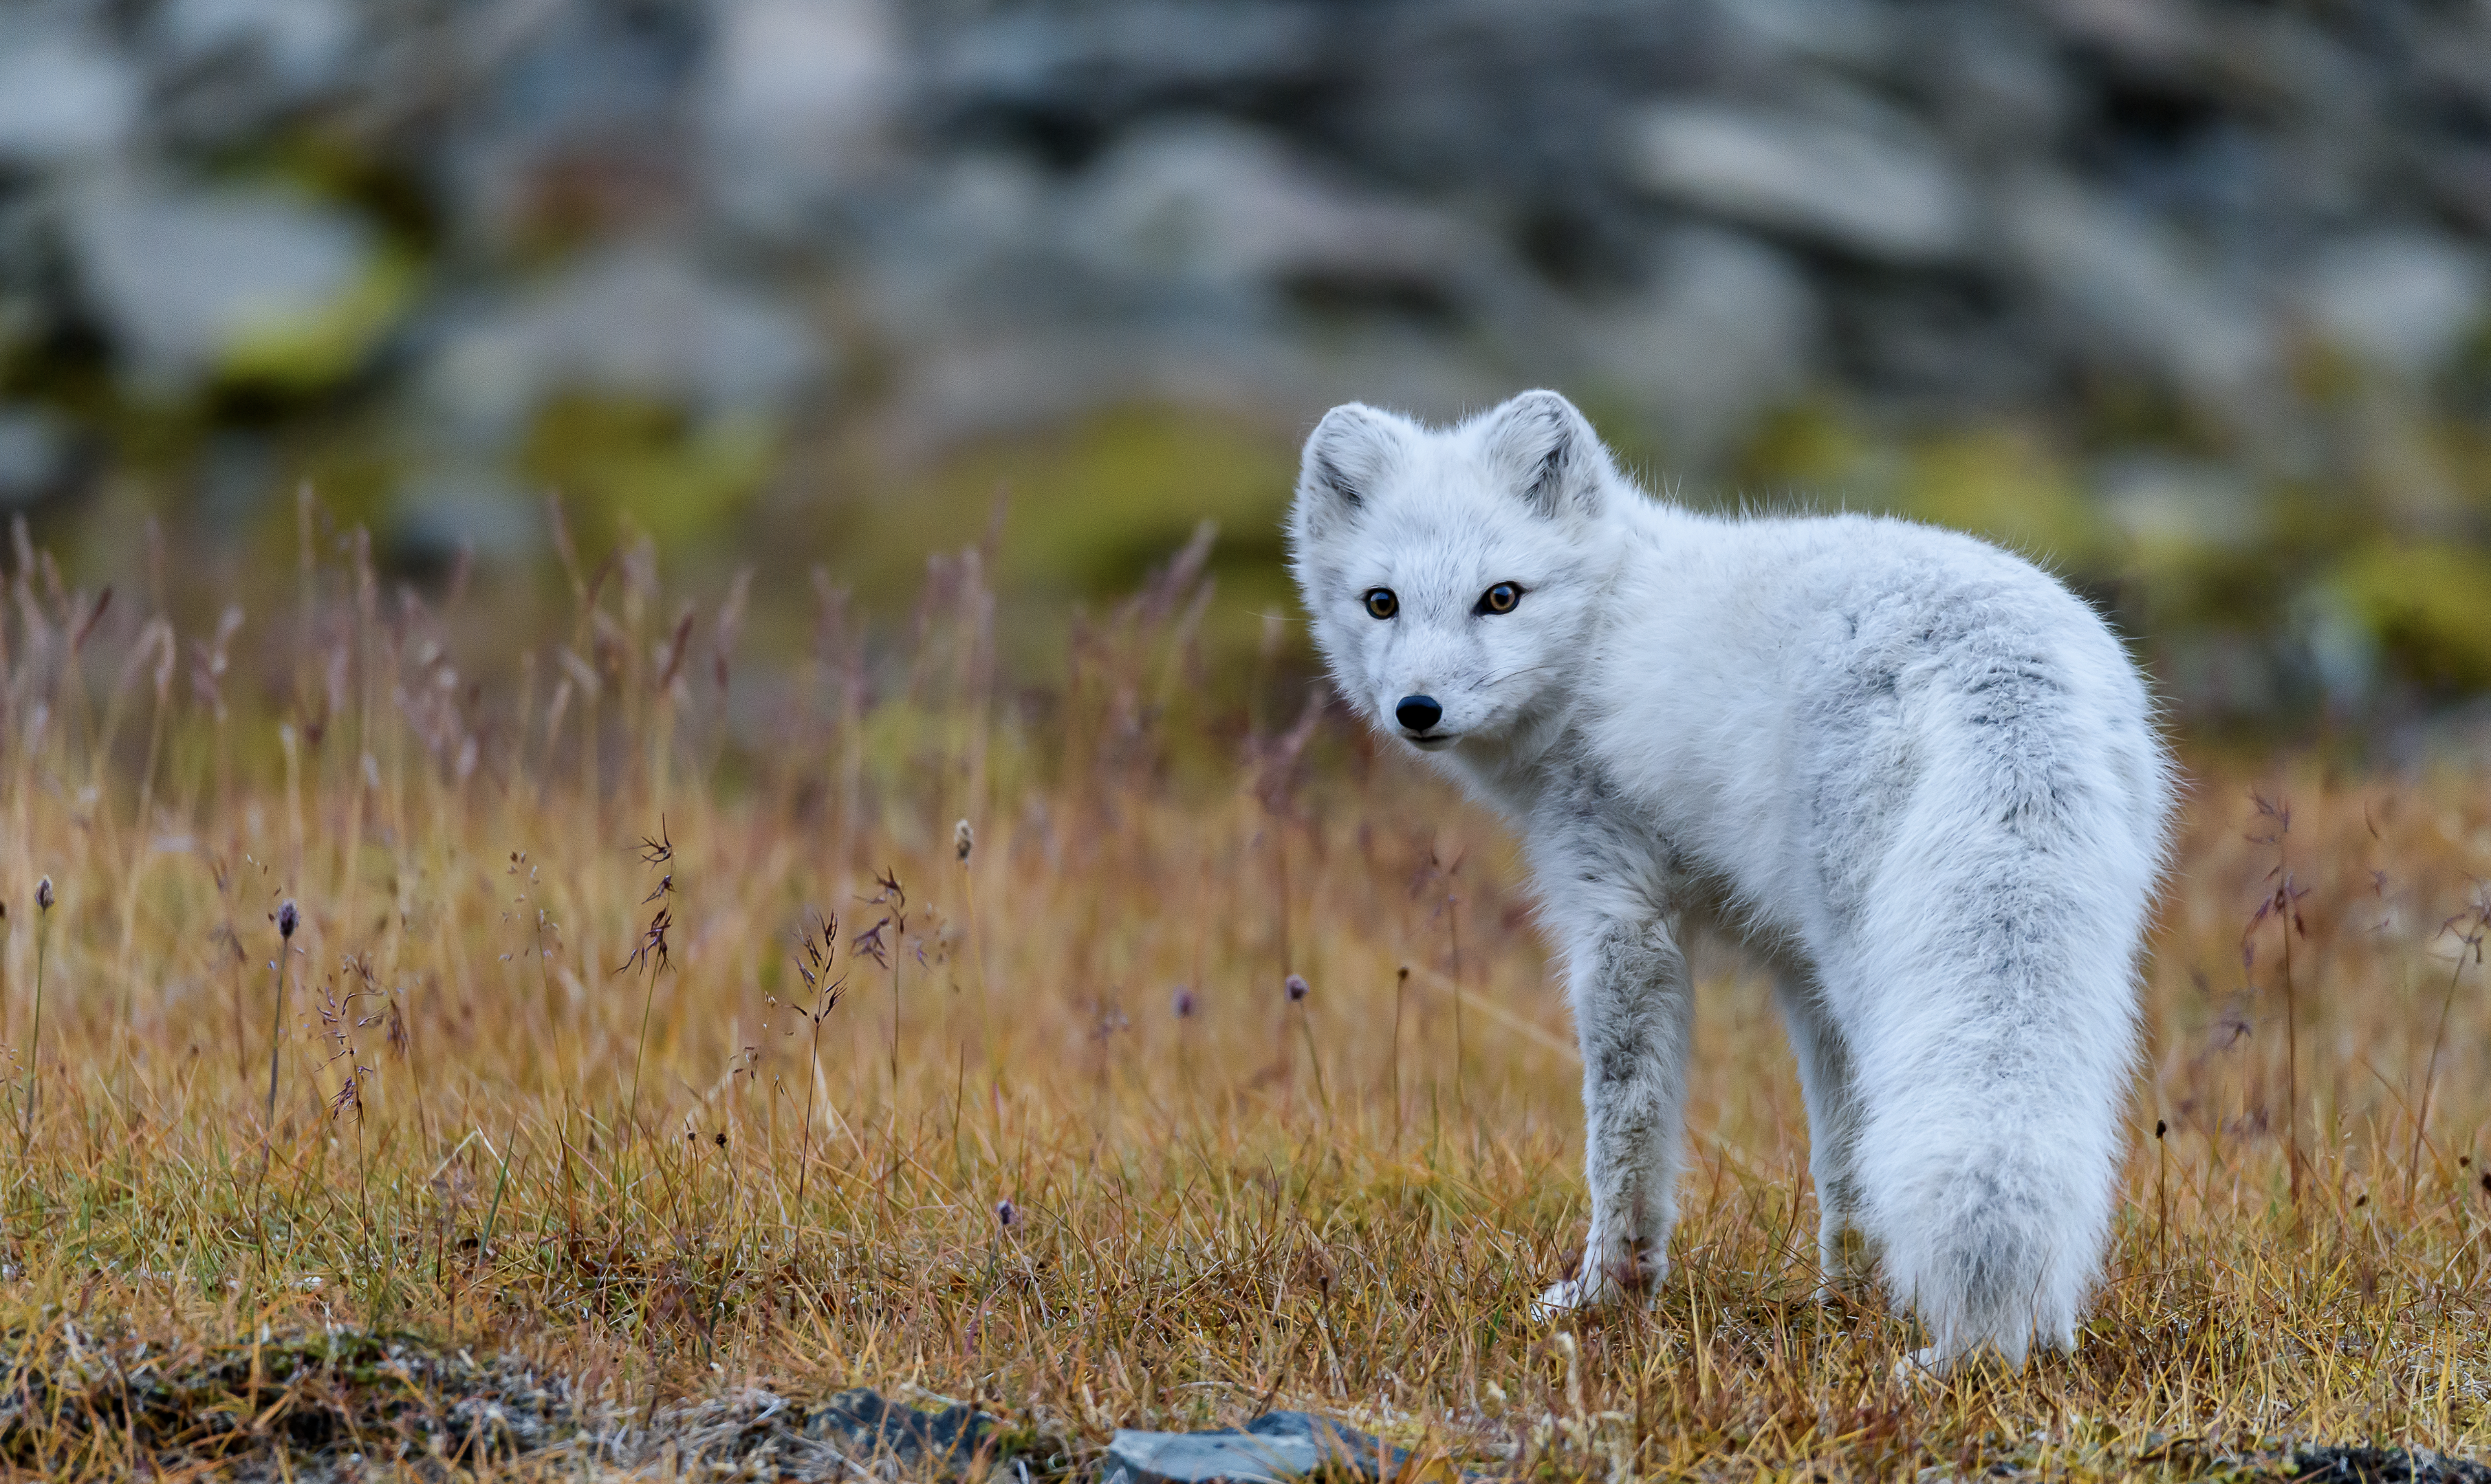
<box><xmin>1287</xmin><ymin>389</ymin><xmax>1626</xmax><ymax>755</ymax></box>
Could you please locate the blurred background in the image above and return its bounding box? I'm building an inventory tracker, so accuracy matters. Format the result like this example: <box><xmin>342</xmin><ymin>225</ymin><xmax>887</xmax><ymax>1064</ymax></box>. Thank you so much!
<box><xmin>3</xmin><ymin>0</ymin><xmax>2490</xmax><ymax>743</ymax></box>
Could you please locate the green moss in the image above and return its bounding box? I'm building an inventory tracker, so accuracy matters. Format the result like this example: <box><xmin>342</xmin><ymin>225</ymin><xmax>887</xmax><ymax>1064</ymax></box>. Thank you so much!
<box><xmin>843</xmin><ymin>404</ymin><xmax>1302</xmax><ymax>666</ymax></box>
<box><xmin>1896</xmin><ymin>428</ymin><xmax>2115</xmax><ymax>571</ymax></box>
<box><xmin>1729</xmin><ymin>400</ymin><xmax>1869</xmax><ymax>497</ymax></box>
<box><xmin>219</xmin><ymin>248</ymin><xmax>420</xmax><ymax>395</ymax></box>
<box><xmin>2326</xmin><ymin>541</ymin><xmax>2491</xmax><ymax>692</ymax></box>
<box><xmin>518</xmin><ymin>393</ymin><xmax>779</xmax><ymax>554</ymax></box>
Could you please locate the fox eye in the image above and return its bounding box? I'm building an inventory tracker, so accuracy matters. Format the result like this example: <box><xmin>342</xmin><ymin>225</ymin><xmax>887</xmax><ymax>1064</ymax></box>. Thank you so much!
<box><xmin>1478</xmin><ymin>582</ymin><xmax>1522</xmax><ymax>615</ymax></box>
<box><xmin>1362</xmin><ymin>588</ymin><xmax>1398</xmax><ymax>620</ymax></box>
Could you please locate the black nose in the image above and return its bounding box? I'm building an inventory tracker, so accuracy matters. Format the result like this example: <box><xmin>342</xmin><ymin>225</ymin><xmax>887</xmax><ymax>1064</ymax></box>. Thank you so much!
<box><xmin>1395</xmin><ymin>695</ymin><xmax>1443</xmax><ymax>732</ymax></box>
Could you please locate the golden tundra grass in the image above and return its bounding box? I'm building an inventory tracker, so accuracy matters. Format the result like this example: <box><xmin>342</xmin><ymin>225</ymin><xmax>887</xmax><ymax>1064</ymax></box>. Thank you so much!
<box><xmin>0</xmin><ymin>511</ymin><xmax>2485</xmax><ymax>1479</ymax></box>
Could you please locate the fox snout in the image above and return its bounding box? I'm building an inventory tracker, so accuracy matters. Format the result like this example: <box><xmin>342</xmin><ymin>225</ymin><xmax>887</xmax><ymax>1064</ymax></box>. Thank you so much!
<box><xmin>1394</xmin><ymin>695</ymin><xmax>1443</xmax><ymax>733</ymax></box>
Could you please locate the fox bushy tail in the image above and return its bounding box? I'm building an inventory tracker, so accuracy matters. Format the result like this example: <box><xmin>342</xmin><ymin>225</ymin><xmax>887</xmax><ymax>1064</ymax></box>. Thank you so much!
<box><xmin>1848</xmin><ymin>673</ymin><xmax>2160</xmax><ymax>1366</ymax></box>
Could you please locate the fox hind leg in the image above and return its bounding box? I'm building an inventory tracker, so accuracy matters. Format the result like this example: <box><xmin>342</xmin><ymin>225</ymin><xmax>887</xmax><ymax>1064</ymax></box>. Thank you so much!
<box><xmin>1774</xmin><ymin>964</ymin><xmax>1880</xmax><ymax>1300</ymax></box>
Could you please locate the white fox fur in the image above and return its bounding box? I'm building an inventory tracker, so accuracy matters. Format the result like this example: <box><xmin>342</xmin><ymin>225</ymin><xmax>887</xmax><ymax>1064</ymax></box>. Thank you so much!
<box><xmin>1287</xmin><ymin>390</ymin><xmax>2171</xmax><ymax>1369</ymax></box>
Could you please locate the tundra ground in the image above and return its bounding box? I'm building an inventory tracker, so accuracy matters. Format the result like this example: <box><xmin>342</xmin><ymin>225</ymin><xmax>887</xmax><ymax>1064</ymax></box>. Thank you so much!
<box><xmin>0</xmin><ymin>521</ymin><xmax>2483</xmax><ymax>1480</ymax></box>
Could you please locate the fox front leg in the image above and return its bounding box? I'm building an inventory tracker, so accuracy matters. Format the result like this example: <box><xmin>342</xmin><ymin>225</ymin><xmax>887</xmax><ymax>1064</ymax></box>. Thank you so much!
<box><xmin>1534</xmin><ymin>915</ymin><xmax>1695</xmax><ymax>1318</ymax></box>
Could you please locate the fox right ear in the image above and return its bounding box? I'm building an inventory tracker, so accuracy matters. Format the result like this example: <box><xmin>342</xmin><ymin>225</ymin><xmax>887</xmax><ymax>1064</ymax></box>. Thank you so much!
<box><xmin>1295</xmin><ymin>404</ymin><xmax>1408</xmax><ymax>527</ymax></box>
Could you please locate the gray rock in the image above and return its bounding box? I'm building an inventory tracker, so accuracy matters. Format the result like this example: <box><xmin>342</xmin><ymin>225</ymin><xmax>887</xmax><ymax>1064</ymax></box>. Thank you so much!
<box><xmin>2092</xmin><ymin>456</ymin><xmax>2264</xmax><ymax>552</ymax></box>
<box><xmin>1102</xmin><ymin>1410</ymin><xmax>1422</xmax><ymax>1484</ymax></box>
<box><xmin>2299</xmin><ymin>232</ymin><xmax>2488</xmax><ymax>379</ymax></box>
<box><xmin>1063</xmin><ymin>119</ymin><xmax>1473</xmax><ymax>297</ymax></box>
<box><xmin>0</xmin><ymin>406</ymin><xmax>73</xmax><ymax>505</ymax></box>
<box><xmin>155</xmin><ymin>0</ymin><xmax>357</xmax><ymax>99</ymax></box>
<box><xmin>699</xmin><ymin>0</ymin><xmax>905</xmax><ymax>232</ymax></box>
<box><xmin>1999</xmin><ymin>173</ymin><xmax>2274</xmax><ymax>407</ymax></box>
<box><xmin>422</xmin><ymin>243</ymin><xmax>827</xmax><ymax>441</ymax></box>
<box><xmin>66</xmin><ymin>177</ymin><xmax>387</xmax><ymax>393</ymax></box>
<box><xmin>1580</xmin><ymin>228</ymin><xmax>1818</xmax><ymax>463</ymax></box>
<box><xmin>928</xmin><ymin>2</ymin><xmax>1328</xmax><ymax>129</ymax></box>
<box><xmin>2292</xmin><ymin>1445</ymin><xmax>2491</xmax><ymax>1483</ymax></box>
<box><xmin>1712</xmin><ymin>0</ymin><xmax>1896</xmax><ymax>72</ymax></box>
<box><xmin>1624</xmin><ymin>102</ymin><xmax>1975</xmax><ymax>264</ymax></box>
<box><xmin>392</xmin><ymin>469</ymin><xmax>541</xmax><ymax>565</ymax></box>
<box><xmin>0</xmin><ymin>17</ymin><xmax>140</xmax><ymax>165</ymax></box>
<box><xmin>803</xmin><ymin>1387</ymin><xmax>995</xmax><ymax>1472</ymax></box>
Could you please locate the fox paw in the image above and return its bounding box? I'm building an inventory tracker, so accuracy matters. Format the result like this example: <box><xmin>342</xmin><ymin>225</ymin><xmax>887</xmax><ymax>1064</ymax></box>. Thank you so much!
<box><xmin>1532</xmin><ymin>1261</ymin><xmax>1662</xmax><ymax>1320</ymax></box>
<box><xmin>1893</xmin><ymin>1346</ymin><xmax>1947</xmax><ymax>1385</ymax></box>
<box><xmin>1532</xmin><ymin>1275</ymin><xmax>1605</xmax><ymax>1320</ymax></box>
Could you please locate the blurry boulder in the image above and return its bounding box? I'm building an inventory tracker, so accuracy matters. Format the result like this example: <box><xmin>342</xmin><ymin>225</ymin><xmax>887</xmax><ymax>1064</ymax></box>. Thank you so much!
<box><xmin>2298</xmin><ymin>232</ymin><xmax>2487</xmax><ymax>379</ymax></box>
<box><xmin>422</xmin><ymin>242</ymin><xmax>827</xmax><ymax>445</ymax></box>
<box><xmin>1714</xmin><ymin>0</ymin><xmax>1897</xmax><ymax>72</ymax></box>
<box><xmin>1064</xmin><ymin>120</ymin><xmax>1474</xmax><ymax>300</ymax></box>
<box><xmin>67</xmin><ymin>177</ymin><xmax>404</xmax><ymax>394</ymax></box>
<box><xmin>391</xmin><ymin>467</ymin><xmax>541</xmax><ymax>567</ymax></box>
<box><xmin>151</xmin><ymin>0</ymin><xmax>358</xmax><ymax>139</ymax></box>
<box><xmin>928</xmin><ymin>1</ymin><xmax>1328</xmax><ymax>147</ymax></box>
<box><xmin>1624</xmin><ymin>102</ymin><xmax>1975</xmax><ymax>264</ymax></box>
<box><xmin>0</xmin><ymin>14</ymin><xmax>140</xmax><ymax>166</ymax></box>
<box><xmin>2093</xmin><ymin>455</ymin><xmax>2263</xmax><ymax>554</ymax></box>
<box><xmin>0</xmin><ymin>406</ymin><xmax>74</xmax><ymax>505</ymax></box>
<box><xmin>158</xmin><ymin>0</ymin><xmax>354</xmax><ymax>91</ymax></box>
<box><xmin>699</xmin><ymin>0</ymin><xmax>904</xmax><ymax>234</ymax></box>
<box><xmin>2000</xmin><ymin>174</ymin><xmax>2274</xmax><ymax>409</ymax></box>
<box><xmin>1580</xmin><ymin>228</ymin><xmax>1818</xmax><ymax>462</ymax></box>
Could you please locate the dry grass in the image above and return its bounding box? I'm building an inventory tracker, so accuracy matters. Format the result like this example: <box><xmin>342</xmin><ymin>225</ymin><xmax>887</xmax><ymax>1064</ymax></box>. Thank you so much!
<box><xmin>0</xmin><ymin>506</ymin><xmax>2485</xmax><ymax>1480</ymax></box>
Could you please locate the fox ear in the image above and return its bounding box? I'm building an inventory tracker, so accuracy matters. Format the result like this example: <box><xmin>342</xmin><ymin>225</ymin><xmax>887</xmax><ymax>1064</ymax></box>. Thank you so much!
<box><xmin>1294</xmin><ymin>402</ymin><xmax>1410</xmax><ymax>532</ymax></box>
<box><xmin>1479</xmin><ymin>390</ymin><xmax>1611</xmax><ymax>521</ymax></box>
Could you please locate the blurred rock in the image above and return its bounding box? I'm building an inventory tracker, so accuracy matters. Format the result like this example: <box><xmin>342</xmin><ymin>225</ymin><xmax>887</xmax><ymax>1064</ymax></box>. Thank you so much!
<box><xmin>66</xmin><ymin>177</ymin><xmax>395</xmax><ymax>393</ymax></box>
<box><xmin>2093</xmin><ymin>456</ymin><xmax>2263</xmax><ymax>552</ymax></box>
<box><xmin>1063</xmin><ymin>119</ymin><xmax>1474</xmax><ymax>298</ymax></box>
<box><xmin>0</xmin><ymin>14</ymin><xmax>140</xmax><ymax>166</ymax></box>
<box><xmin>699</xmin><ymin>0</ymin><xmax>904</xmax><ymax>234</ymax></box>
<box><xmin>393</xmin><ymin>468</ymin><xmax>541</xmax><ymax>567</ymax></box>
<box><xmin>1715</xmin><ymin>0</ymin><xmax>1895</xmax><ymax>72</ymax></box>
<box><xmin>0</xmin><ymin>406</ymin><xmax>74</xmax><ymax>505</ymax></box>
<box><xmin>2000</xmin><ymin>174</ymin><xmax>2274</xmax><ymax>408</ymax></box>
<box><xmin>152</xmin><ymin>0</ymin><xmax>358</xmax><ymax>126</ymax></box>
<box><xmin>928</xmin><ymin>1</ymin><xmax>1329</xmax><ymax>146</ymax></box>
<box><xmin>2299</xmin><ymin>232</ymin><xmax>2487</xmax><ymax>378</ymax></box>
<box><xmin>1582</xmin><ymin>229</ymin><xmax>1817</xmax><ymax>461</ymax></box>
<box><xmin>1624</xmin><ymin>102</ymin><xmax>1975</xmax><ymax>264</ymax></box>
<box><xmin>423</xmin><ymin>242</ymin><xmax>826</xmax><ymax>443</ymax></box>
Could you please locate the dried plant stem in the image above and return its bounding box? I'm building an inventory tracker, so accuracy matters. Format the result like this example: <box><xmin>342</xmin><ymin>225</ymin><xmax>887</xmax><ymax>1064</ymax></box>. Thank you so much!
<box><xmin>1294</xmin><ymin>1000</ymin><xmax>1329</xmax><ymax>1116</ymax></box>
<box><xmin>20</xmin><ymin>910</ymin><xmax>46</xmax><ymax>1155</ymax></box>
<box><xmin>793</xmin><ymin>1020</ymin><xmax>825</xmax><ymax>1263</ymax></box>
<box><xmin>261</xmin><ymin>950</ymin><xmax>285</xmax><ymax>1158</ymax></box>
<box><xmin>627</xmin><ymin>970</ymin><xmax>659</xmax><ymax>1140</ymax></box>
<box><xmin>2282</xmin><ymin>886</ymin><xmax>2301</xmax><ymax>1207</ymax></box>
<box><xmin>2406</xmin><ymin>904</ymin><xmax>2484</xmax><ymax>1203</ymax></box>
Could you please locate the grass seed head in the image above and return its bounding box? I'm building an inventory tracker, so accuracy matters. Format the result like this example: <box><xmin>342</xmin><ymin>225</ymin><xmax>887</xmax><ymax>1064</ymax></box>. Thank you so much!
<box><xmin>1284</xmin><ymin>972</ymin><xmax>1309</xmax><ymax>1003</ymax></box>
<box><xmin>35</xmin><ymin>877</ymin><xmax>52</xmax><ymax>913</ymax></box>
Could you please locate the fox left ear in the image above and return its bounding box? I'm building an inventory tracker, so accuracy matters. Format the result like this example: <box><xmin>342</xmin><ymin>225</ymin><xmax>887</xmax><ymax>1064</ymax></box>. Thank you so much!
<box><xmin>1292</xmin><ymin>402</ymin><xmax>1413</xmax><ymax>545</ymax></box>
<box><xmin>1479</xmin><ymin>390</ymin><xmax>1612</xmax><ymax>522</ymax></box>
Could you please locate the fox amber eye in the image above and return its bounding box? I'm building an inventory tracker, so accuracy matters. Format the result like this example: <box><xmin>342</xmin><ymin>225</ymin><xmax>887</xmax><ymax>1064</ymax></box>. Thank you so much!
<box><xmin>1479</xmin><ymin>581</ymin><xmax>1521</xmax><ymax>615</ymax></box>
<box><xmin>1362</xmin><ymin>588</ymin><xmax>1399</xmax><ymax>620</ymax></box>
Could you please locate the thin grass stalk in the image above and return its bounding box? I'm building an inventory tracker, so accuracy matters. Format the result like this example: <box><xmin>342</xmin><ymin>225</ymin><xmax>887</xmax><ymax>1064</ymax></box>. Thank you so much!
<box><xmin>2406</xmin><ymin>897</ymin><xmax>2486</xmax><ymax>1203</ymax></box>
<box><xmin>263</xmin><ymin>900</ymin><xmax>297</xmax><ymax>1170</ymax></box>
<box><xmin>20</xmin><ymin>876</ymin><xmax>50</xmax><ymax>1155</ymax></box>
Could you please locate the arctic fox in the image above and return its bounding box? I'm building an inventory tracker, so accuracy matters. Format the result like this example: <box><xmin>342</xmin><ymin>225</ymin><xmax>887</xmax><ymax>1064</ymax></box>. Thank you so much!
<box><xmin>1287</xmin><ymin>390</ymin><xmax>2170</xmax><ymax>1369</ymax></box>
